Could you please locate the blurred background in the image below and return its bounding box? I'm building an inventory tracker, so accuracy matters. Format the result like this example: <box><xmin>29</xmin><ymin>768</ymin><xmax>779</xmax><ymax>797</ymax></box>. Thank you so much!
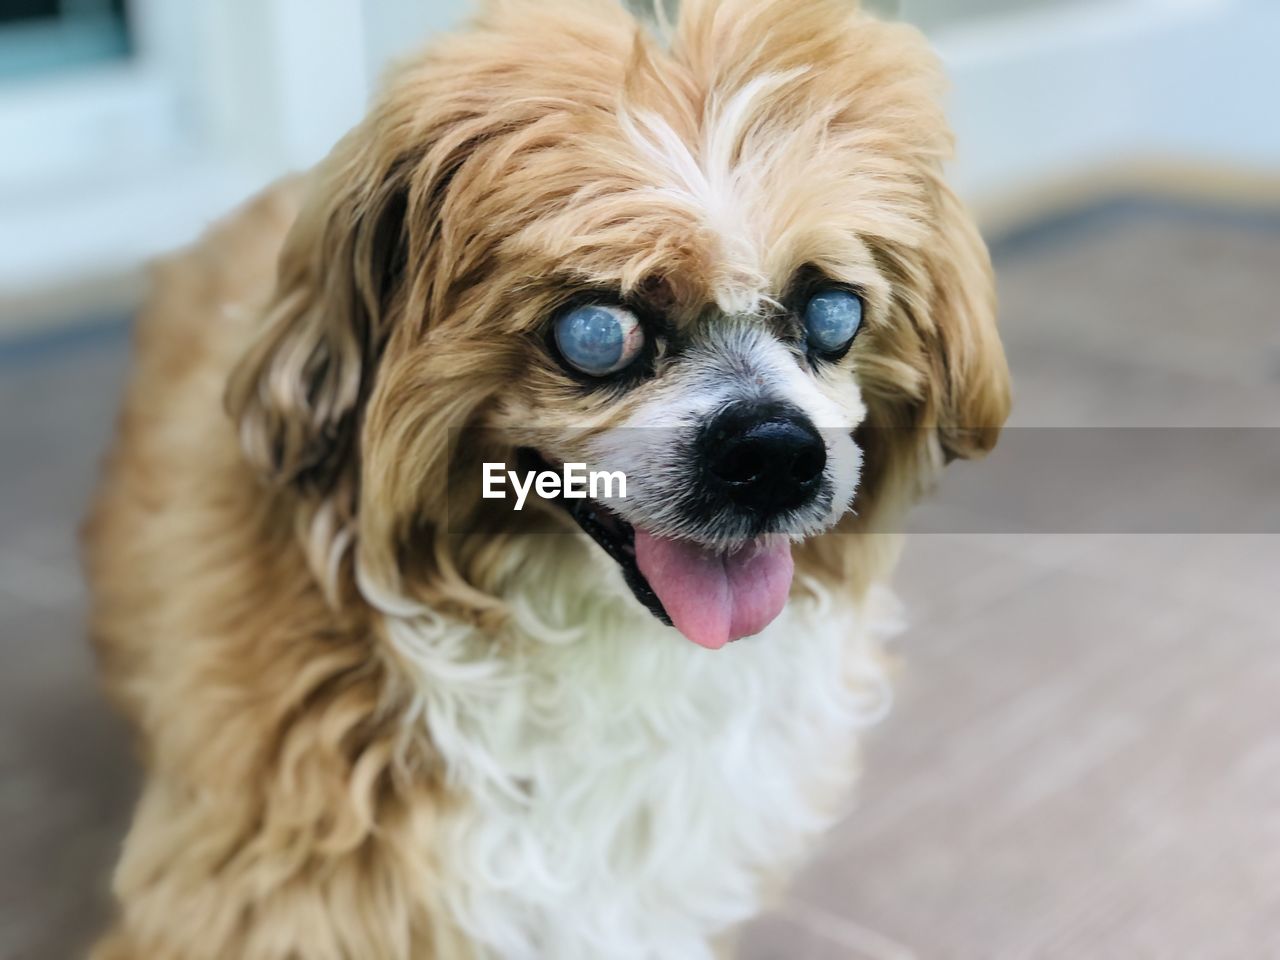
<box><xmin>1</xmin><ymin>1</ymin><xmax>1277</xmax><ymax>957</ymax></box>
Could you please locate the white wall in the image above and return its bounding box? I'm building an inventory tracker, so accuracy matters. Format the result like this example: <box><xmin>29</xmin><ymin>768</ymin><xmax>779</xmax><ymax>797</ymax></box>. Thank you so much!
<box><xmin>0</xmin><ymin>0</ymin><xmax>378</xmax><ymax>304</ymax></box>
<box><xmin>199</xmin><ymin>0</ymin><xmax>370</xmax><ymax>172</ymax></box>
<box><xmin>362</xmin><ymin>0</ymin><xmax>472</xmax><ymax>85</ymax></box>
<box><xmin>935</xmin><ymin>0</ymin><xmax>1280</xmax><ymax>203</ymax></box>
<box><xmin>903</xmin><ymin>0</ymin><xmax>1074</xmax><ymax>32</ymax></box>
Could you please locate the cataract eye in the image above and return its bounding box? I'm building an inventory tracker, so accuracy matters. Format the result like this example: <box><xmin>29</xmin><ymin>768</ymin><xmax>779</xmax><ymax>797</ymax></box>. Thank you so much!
<box><xmin>803</xmin><ymin>288</ymin><xmax>863</xmax><ymax>355</ymax></box>
<box><xmin>555</xmin><ymin>304</ymin><xmax>646</xmax><ymax>376</ymax></box>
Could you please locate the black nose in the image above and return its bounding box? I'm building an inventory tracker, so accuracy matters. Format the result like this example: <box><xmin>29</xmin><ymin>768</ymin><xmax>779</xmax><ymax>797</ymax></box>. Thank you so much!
<box><xmin>700</xmin><ymin>402</ymin><xmax>827</xmax><ymax>516</ymax></box>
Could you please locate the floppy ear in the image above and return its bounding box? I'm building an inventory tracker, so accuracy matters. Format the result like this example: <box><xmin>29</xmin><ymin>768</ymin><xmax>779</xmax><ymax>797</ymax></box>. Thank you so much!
<box><xmin>842</xmin><ymin>171</ymin><xmax>1010</xmax><ymax>543</ymax></box>
<box><xmin>807</xmin><ymin>180</ymin><xmax>1009</xmax><ymax>593</ymax></box>
<box><xmin>225</xmin><ymin>132</ymin><xmax>409</xmax><ymax>494</ymax></box>
<box><xmin>920</xmin><ymin>177</ymin><xmax>1011</xmax><ymax>462</ymax></box>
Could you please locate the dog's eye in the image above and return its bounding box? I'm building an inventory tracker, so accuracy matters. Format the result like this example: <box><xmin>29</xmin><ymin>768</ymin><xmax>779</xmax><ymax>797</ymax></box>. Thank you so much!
<box><xmin>803</xmin><ymin>288</ymin><xmax>863</xmax><ymax>356</ymax></box>
<box><xmin>555</xmin><ymin>304</ymin><xmax>646</xmax><ymax>376</ymax></box>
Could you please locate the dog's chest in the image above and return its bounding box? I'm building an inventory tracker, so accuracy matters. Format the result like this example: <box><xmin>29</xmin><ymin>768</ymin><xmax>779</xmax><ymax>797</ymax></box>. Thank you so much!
<box><xmin>384</xmin><ymin>565</ymin><xmax>898</xmax><ymax>960</ymax></box>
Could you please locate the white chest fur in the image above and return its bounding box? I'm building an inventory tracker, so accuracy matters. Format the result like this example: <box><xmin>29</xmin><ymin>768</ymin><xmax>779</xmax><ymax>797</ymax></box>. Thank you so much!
<box><xmin>377</xmin><ymin>540</ymin><xmax>900</xmax><ymax>960</ymax></box>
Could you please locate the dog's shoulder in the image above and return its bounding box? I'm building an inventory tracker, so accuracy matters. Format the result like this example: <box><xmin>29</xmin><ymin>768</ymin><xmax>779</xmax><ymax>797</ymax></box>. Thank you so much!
<box><xmin>82</xmin><ymin>176</ymin><xmax>328</xmax><ymax>718</ymax></box>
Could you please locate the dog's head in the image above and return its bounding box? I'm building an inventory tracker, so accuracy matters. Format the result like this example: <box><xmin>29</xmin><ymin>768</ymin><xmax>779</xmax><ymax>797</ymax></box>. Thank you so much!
<box><xmin>226</xmin><ymin>0</ymin><xmax>1010</xmax><ymax>646</ymax></box>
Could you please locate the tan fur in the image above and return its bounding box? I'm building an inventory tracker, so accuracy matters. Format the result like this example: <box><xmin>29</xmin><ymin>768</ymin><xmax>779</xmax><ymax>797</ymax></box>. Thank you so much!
<box><xmin>84</xmin><ymin>1</ymin><xmax>1009</xmax><ymax>956</ymax></box>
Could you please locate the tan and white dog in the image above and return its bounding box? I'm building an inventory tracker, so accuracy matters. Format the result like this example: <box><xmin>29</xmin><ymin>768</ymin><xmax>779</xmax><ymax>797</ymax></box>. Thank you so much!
<box><xmin>84</xmin><ymin>0</ymin><xmax>1009</xmax><ymax>956</ymax></box>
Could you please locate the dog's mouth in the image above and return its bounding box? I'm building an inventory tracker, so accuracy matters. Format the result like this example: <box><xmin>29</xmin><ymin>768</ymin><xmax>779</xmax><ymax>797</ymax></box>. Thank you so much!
<box><xmin>517</xmin><ymin>449</ymin><xmax>795</xmax><ymax>650</ymax></box>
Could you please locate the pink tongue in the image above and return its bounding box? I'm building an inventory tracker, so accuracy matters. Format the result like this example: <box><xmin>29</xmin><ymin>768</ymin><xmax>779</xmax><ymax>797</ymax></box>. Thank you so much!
<box><xmin>634</xmin><ymin>531</ymin><xmax>795</xmax><ymax>650</ymax></box>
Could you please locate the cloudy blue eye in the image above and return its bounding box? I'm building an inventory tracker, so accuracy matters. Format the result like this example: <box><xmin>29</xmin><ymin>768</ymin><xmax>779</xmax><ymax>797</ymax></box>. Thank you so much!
<box><xmin>555</xmin><ymin>304</ymin><xmax>646</xmax><ymax>377</ymax></box>
<box><xmin>803</xmin><ymin>288</ymin><xmax>863</xmax><ymax>355</ymax></box>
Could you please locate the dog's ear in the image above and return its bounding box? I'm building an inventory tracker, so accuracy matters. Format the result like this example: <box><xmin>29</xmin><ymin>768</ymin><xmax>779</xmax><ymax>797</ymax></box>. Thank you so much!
<box><xmin>225</xmin><ymin>132</ymin><xmax>409</xmax><ymax>494</ymax></box>
<box><xmin>845</xmin><ymin>172</ymin><xmax>1010</xmax><ymax>544</ymax></box>
<box><xmin>920</xmin><ymin>178</ymin><xmax>1010</xmax><ymax>462</ymax></box>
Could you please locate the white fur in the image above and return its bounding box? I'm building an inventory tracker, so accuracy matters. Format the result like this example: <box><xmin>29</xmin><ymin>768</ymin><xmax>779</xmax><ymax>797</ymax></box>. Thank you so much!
<box><xmin>372</xmin><ymin>535</ymin><xmax>900</xmax><ymax>959</ymax></box>
<box><xmin>619</xmin><ymin>70</ymin><xmax>807</xmax><ymax>316</ymax></box>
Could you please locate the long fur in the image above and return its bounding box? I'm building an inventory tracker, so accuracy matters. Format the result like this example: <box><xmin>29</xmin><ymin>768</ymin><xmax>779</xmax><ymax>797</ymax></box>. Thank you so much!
<box><xmin>84</xmin><ymin>1</ymin><xmax>1009</xmax><ymax>957</ymax></box>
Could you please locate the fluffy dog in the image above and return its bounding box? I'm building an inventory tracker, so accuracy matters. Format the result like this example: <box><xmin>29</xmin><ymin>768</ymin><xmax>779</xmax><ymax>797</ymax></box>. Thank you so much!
<box><xmin>84</xmin><ymin>0</ymin><xmax>1009</xmax><ymax>956</ymax></box>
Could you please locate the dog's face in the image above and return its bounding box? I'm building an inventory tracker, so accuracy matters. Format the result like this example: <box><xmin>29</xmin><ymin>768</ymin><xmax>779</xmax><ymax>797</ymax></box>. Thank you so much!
<box><xmin>227</xmin><ymin>0</ymin><xmax>1010</xmax><ymax>645</ymax></box>
<box><xmin>489</xmin><ymin>245</ymin><xmax>870</xmax><ymax>647</ymax></box>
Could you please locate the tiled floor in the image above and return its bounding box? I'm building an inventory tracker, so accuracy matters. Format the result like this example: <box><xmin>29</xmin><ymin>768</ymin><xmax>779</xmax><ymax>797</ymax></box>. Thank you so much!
<box><xmin>2</xmin><ymin>198</ymin><xmax>1278</xmax><ymax>958</ymax></box>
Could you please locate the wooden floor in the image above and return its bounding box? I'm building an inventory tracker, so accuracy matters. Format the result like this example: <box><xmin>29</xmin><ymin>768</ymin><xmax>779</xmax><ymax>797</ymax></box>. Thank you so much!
<box><xmin>2</xmin><ymin>197</ymin><xmax>1278</xmax><ymax>959</ymax></box>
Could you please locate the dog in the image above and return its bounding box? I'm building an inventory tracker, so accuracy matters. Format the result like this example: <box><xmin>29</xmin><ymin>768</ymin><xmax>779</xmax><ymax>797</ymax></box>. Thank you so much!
<box><xmin>83</xmin><ymin>0</ymin><xmax>1009</xmax><ymax>956</ymax></box>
